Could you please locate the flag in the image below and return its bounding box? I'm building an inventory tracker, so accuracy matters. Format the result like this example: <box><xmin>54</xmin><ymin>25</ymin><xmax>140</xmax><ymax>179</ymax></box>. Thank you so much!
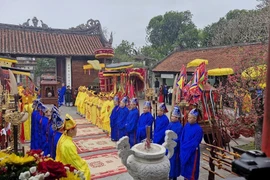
<box><xmin>177</xmin><ymin>65</ymin><xmax>187</xmax><ymax>90</ymax></box>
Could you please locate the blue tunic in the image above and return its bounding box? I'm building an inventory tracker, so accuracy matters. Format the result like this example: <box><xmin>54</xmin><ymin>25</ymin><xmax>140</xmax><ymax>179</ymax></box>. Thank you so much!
<box><xmin>125</xmin><ymin>108</ymin><xmax>139</xmax><ymax>147</ymax></box>
<box><xmin>136</xmin><ymin>112</ymin><xmax>153</xmax><ymax>143</ymax></box>
<box><xmin>110</xmin><ymin>105</ymin><xmax>119</xmax><ymax>141</ymax></box>
<box><xmin>117</xmin><ymin>106</ymin><xmax>129</xmax><ymax>139</ymax></box>
<box><xmin>153</xmin><ymin>114</ymin><xmax>169</xmax><ymax>145</ymax></box>
<box><xmin>180</xmin><ymin>122</ymin><xmax>203</xmax><ymax>180</ymax></box>
<box><xmin>30</xmin><ymin>110</ymin><xmax>40</xmax><ymax>150</ymax></box>
<box><xmin>166</xmin><ymin>121</ymin><xmax>182</xmax><ymax>178</ymax></box>
<box><xmin>50</xmin><ymin>131</ymin><xmax>62</xmax><ymax>159</ymax></box>
<box><xmin>40</xmin><ymin>116</ymin><xmax>51</xmax><ymax>156</ymax></box>
<box><xmin>58</xmin><ymin>86</ymin><xmax>66</xmax><ymax>106</ymax></box>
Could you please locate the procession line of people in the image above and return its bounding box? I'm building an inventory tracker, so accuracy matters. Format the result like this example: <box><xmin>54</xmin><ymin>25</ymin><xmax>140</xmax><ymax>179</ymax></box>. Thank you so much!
<box><xmin>74</xmin><ymin>85</ymin><xmax>204</xmax><ymax>180</ymax></box>
<box><xmin>30</xmin><ymin>100</ymin><xmax>91</xmax><ymax>180</ymax></box>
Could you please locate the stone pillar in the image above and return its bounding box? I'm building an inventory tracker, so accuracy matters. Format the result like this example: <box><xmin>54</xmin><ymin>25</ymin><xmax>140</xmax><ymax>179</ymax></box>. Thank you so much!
<box><xmin>262</xmin><ymin>33</ymin><xmax>270</xmax><ymax>156</ymax></box>
<box><xmin>65</xmin><ymin>57</ymin><xmax>72</xmax><ymax>87</ymax></box>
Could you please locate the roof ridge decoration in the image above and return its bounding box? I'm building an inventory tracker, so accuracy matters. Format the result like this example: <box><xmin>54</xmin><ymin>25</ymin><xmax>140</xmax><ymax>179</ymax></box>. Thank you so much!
<box><xmin>21</xmin><ymin>17</ymin><xmax>49</xmax><ymax>29</ymax></box>
<box><xmin>69</xmin><ymin>19</ymin><xmax>113</xmax><ymax>47</ymax></box>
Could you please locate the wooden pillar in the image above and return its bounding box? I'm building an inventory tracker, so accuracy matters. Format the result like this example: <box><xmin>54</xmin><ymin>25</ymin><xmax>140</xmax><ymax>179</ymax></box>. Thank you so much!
<box><xmin>262</xmin><ymin>30</ymin><xmax>270</xmax><ymax>156</ymax></box>
<box><xmin>65</xmin><ymin>57</ymin><xmax>72</xmax><ymax>87</ymax></box>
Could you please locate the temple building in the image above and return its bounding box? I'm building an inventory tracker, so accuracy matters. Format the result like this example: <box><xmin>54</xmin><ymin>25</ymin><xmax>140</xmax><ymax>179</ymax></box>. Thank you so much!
<box><xmin>152</xmin><ymin>42</ymin><xmax>268</xmax><ymax>87</ymax></box>
<box><xmin>0</xmin><ymin>17</ymin><xmax>113</xmax><ymax>89</ymax></box>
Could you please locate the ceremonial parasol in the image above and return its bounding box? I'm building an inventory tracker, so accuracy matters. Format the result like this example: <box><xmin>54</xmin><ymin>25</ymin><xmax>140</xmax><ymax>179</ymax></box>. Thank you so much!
<box><xmin>241</xmin><ymin>64</ymin><xmax>266</xmax><ymax>79</ymax></box>
<box><xmin>208</xmin><ymin>68</ymin><xmax>234</xmax><ymax>76</ymax></box>
<box><xmin>241</xmin><ymin>65</ymin><xmax>266</xmax><ymax>89</ymax></box>
<box><xmin>187</xmin><ymin>59</ymin><xmax>208</xmax><ymax>68</ymax></box>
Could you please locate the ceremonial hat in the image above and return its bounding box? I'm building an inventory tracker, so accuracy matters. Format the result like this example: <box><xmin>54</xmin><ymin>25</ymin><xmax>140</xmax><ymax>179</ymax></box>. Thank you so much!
<box><xmin>158</xmin><ymin>103</ymin><xmax>168</xmax><ymax>113</ymax></box>
<box><xmin>130</xmin><ymin>98</ymin><xmax>138</xmax><ymax>105</ymax></box>
<box><xmin>51</xmin><ymin>106</ymin><xmax>60</xmax><ymax>114</ymax></box>
<box><xmin>189</xmin><ymin>108</ymin><xmax>199</xmax><ymax>117</ymax></box>
<box><xmin>121</xmin><ymin>96</ymin><xmax>128</xmax><ymax>104</ymax></box>
<box><xmin>172</xmin><ymin>106</ymin><xmax>181</xmax><ymax>117</ymax></box>
<box><xmin>51</xmin><ymin>111</ymin><xmax>64</xmax><ymax>131</ymax></box>
<box><xmin>113</xmin><ymin>95</ymin><xmax>119</xmax><ymax>102</ymax></box>
<box><xmin>143</xmin><ymin>101</ymin><xmax>151</xmax><ymax>108</ymax></box>
<box><xmin>64</xmin><ymin>114</ymin><xmax>77</xmax><ymax>130</ymax></box>
<box><xmin>41</xmin><ymin>105</ymin><xmax>49</xmax><ymax>113</ymax></box>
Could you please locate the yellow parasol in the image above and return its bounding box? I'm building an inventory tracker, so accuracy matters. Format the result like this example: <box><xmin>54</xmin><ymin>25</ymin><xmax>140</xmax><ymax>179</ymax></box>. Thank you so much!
<box><xmin>241</xmin><ymin>64</ymin><xmax>266</xmax><ymax>79</ymax></box>
<box><xmin>187</xmin><ymin>59</ymin><xmax>208</xmax><ymax>68</ymax></box>
<box><xmin>83</xmin><ymin>60</ymin><xmax>105</xmax><ymax>70</ymax></box>
<box><xmin>242</xmin><ymin>65</ymin><xmax>267</xmax><ymax>89</ymax></box>
<box><xmin>208</xmin><ymin>68</ymin><xmax>234</xmax><ymax>76</ymax></box>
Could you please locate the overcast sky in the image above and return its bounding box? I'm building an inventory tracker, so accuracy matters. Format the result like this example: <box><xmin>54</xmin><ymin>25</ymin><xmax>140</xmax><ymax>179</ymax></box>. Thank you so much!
<box><xmin>0</xmin><ymin>0</ymin><xmax>259</xmax><ymax>47</ymax></box>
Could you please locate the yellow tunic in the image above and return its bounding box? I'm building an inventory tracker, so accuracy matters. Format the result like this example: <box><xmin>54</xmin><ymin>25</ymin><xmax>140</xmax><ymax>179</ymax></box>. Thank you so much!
<box><xmin>80</xmin><ymin>92</ymin><xmax>88</xmax><ymax>116</ymax></box>
<box><xmin>96</xmin><ymin>99</ymin><xmax>104</xmax><ymax>128</ymax></box>
<box><xmin>56</xmin><ymin>134</ymin><xmax>91</xmax><ymax>180</ymax></box>
<box><xmin>99</xmin><ymin>100</ymin><xmax>108</xmax><ymax>130</ymax></box>
<box><xmin>75</xmin><ymin>91</ymin><xmax>82</xmax><ymax>112</ymax></box>
<box><xmin>23</xmin><ymin>103</ymin><xmax>33</xmax><ymax>141</ymax></box>
<box><xmin>87</xmin><ymin>96</ymin><xmax>94</xmax><ymax>122</ymax></box>
<box><xmin>103</xmin><ymin>100</ymin><xmax>114</xmax><ymax>132</ymax></box>
<box><xmin>91</xmin><ymin>96</ymin><xmax>99</xmax><ymax>125</ymax></box>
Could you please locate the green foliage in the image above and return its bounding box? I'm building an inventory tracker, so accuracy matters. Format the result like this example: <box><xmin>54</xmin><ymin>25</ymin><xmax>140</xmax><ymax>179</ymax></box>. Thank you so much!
<box><xmin>146</xmin><ymin>11</ymin><xmax>199</xmax><ymax>57</ymax></box>
<box><xmin>34</xmin><ymin>58</ymin><xmax>56</xmax><ymax>77</ymax></box>
<box><xmin>114</xmin><ymin>40</ymin><xmax>136</xmax><ymax>62</ymax></box>
<box><xmin>201</xmin><ymin>8</ymin><xmax>269</xmax><ymax>47</ymax></box>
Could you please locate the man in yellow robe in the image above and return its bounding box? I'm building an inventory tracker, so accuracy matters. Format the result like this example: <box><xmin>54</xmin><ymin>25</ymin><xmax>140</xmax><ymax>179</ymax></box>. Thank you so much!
<box><xmin>56</xmin><ymin>116</ymin><xmax>91</xmax><ymax>180</ymax></box>
<box><xmin>75</xmin><ymin>86</ymin><xmax>82</xmax><ymax>114</ymax></box>
<box><xmin>87</xmin><ymin>91</ymin><xmax>94</xmax><ymax>123</ymax></box>
<box><xmin>96</xmin><ymin>93</ymin><xmax>104</xmax><ymax>128</ymax></box>
<box><xmin>91</xmin><ymin>92</ymin><xmax>99</xmax><ymax>125</ymax></box>
<box><xmin>100</xmin><ymin>94</ymin><xmax>109</xmax><ymax>131</ymax></box>
<box><xmin>79</xmin><ymin>87</ymin><xmax>87</xmax><ymax>117</ymax></box>
<box><xmin>103</xmin><ymin>93</ymin><xmax>114</xmax><ymax>133</ymax></box>
<box><xmin>85</xmin><ymin>91</ymin><xmax>91</xmax><ymax>122</ymax></box>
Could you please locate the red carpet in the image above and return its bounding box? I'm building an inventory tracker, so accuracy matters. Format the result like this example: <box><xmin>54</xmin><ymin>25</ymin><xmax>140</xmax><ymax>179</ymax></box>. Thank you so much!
<box><xmin>74</xmin><ymin>118</ymin><xmax>94</xmax><ymax>125</ymax></box>
<box><xmin>83</xmin><ymin>151</ymin><xmax>127</xmax><ymax>179</ymax></box>
<box><xmin>76</xmin><ymin>126</ymin><xmax>106</xmax><ymax>137</ymax></box>
<box><xmin>74</xmin><ymin>136</ymin><xmax>116</xmax><ymax>153</ymax></box>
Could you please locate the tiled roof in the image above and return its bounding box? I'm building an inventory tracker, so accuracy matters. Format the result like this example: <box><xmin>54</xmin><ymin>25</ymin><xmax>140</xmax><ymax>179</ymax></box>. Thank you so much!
<box><xmin>153</xmin><ymin>43</ymin><xmax>268</xmax><ymax>72</ymax></box>
<box><xmin>0</xmin><ymin>23</ymin><xmax>105</xmax><ymax>56</ymax></box>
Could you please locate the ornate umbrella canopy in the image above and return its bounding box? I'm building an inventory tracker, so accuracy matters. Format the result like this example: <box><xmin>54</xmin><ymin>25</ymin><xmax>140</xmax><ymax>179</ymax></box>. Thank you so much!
<box><xmin>241</xmin><ymin>64</ymin><xmax>266</xmax><ymax>79</ymax></box>
<box><xmin>208</xmin><ymin>68</ymin><xmax>234</xmax><ymax>76</ymax></box>
<box><xmin>187</xmin><ymin>59</ymin><xmax>208</xmax><ymax>68</ymax></box>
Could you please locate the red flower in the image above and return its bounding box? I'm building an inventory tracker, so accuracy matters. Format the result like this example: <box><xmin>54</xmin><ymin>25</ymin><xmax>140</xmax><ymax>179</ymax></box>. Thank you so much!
<box><xmin>65</xmin><ymin>164</ymin><xmax>77</xmax><ymax>172</ymax></box>
<box><xmin>27</xmin><ymin>149</ymin><xmax>43</xmax><ymax>156</ymax></box>
<box><xmin>37</xmin><ymin>160</ymin><xmax>67</xmax><ymax>179</ymax></box>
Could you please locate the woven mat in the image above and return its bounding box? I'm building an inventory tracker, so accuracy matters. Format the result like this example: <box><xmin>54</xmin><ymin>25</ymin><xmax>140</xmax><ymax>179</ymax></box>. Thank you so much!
<box><xmin>74</xmin><ymin>136</ymin><xmax>116</xmax><ymax>153</ymax></box>
<box><xmin>74</xmin><ymin>118</ymin><xmax>93</xmax><ymax>125</ymax></box>
<box><xmin>84</xmin><ymin>151</ymin><xmax>127</xmax><ymax>179</ymax></box>
<box><xmin>76</xmin><ymin>126</ymin><xmax>106</xmax><ymax>137</ymax></box>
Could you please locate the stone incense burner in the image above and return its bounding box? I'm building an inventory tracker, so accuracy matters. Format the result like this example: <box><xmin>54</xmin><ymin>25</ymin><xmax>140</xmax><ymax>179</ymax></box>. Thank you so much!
<box><xmin>117</xmin><ymin>130</ymin><xmax>177</xmax><ymax>180</ymax></box>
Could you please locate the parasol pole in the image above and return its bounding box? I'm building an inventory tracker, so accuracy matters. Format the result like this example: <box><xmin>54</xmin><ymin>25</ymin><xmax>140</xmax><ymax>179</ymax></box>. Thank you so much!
<box><xmin>262</xmin><ymin>28</ymin><xmax>270</xmax><ymax>156</ymax></box>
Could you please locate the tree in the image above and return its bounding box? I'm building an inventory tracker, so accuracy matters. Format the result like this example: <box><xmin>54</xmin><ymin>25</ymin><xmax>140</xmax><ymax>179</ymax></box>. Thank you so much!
<box><xmin>34</xmin><ymin>58</ymin><xmax>56</xmax><ymax>78</ymax></box>
<box><xmin>113</xmin><ymin>40</ymin><xmax>136</xmax><ymax>62</ymax></box>
<box><xmin>201</xmin><ymin>8</ymin><xmax>269</xmax><ymax>47</ymax></box>
<box><xmin>219</xmin><ymin>44</ymin><xmax>267</xmax><ymax>149</ymax></box>
<box><xmin>146</xmin><ymin>11</ymin><xmax>200</xmax><ymax>57</ymax></box>
<box><xmin>256</xmin><ymin>0</ymin><xmax>270</xmax><ymax>9</ymax></box>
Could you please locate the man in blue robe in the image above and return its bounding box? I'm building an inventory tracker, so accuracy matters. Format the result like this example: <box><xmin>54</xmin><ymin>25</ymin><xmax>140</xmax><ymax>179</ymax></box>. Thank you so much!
<box><xmin>32</xmin><ymin>102</ymin><xmax>43</xmax><ymax>150</ymax></box>
<box><xmin>58</xmin><ymin>83</ymin><xmax>66</xmax><ymax>106</ymax></box>
<box><xmin>180</xmin><ymin>108</ymin><xmax>203</xmax><ymax>180</ymax></box>
<box><xmin>110</xmin><ymin>95</ymin><xmax>119</xmax><ymax>141</ymax></box>
<box><xmin>166</xmin><ymin>106</ymin><xmax>183</xmax><ymax>180</ymax></box>
<box><xmin>117</xmin><ymin>96</ymin><xmax>129</xmax><ymax>139</ymax></box>
<box><xmin>136</xmin><ymin>101</ymin><xmax>154</xmax><ymax>143</ymax></box>
<box><xmin>30</xmin><ymin>100</ymin><xmax>40</xmax><ymax>150</ymax></box>
<box><xmin>40</xmin><ymin>105</ymin><xmax>52</xmax><ymax>156</ymax></box>
<box><xmin>50</xmin><ymin>109</ymin><xmax>65</xmax><ymax>159</ymax></box>
<box><xmin>125</xmin><ymin>98</ymin><xmax>139</xmax><ymax>147</ymax></box>
<box><xmin>153</xmin><ymin>103</ymin><xmax>169</xmax><ymax>145</ymax></box>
